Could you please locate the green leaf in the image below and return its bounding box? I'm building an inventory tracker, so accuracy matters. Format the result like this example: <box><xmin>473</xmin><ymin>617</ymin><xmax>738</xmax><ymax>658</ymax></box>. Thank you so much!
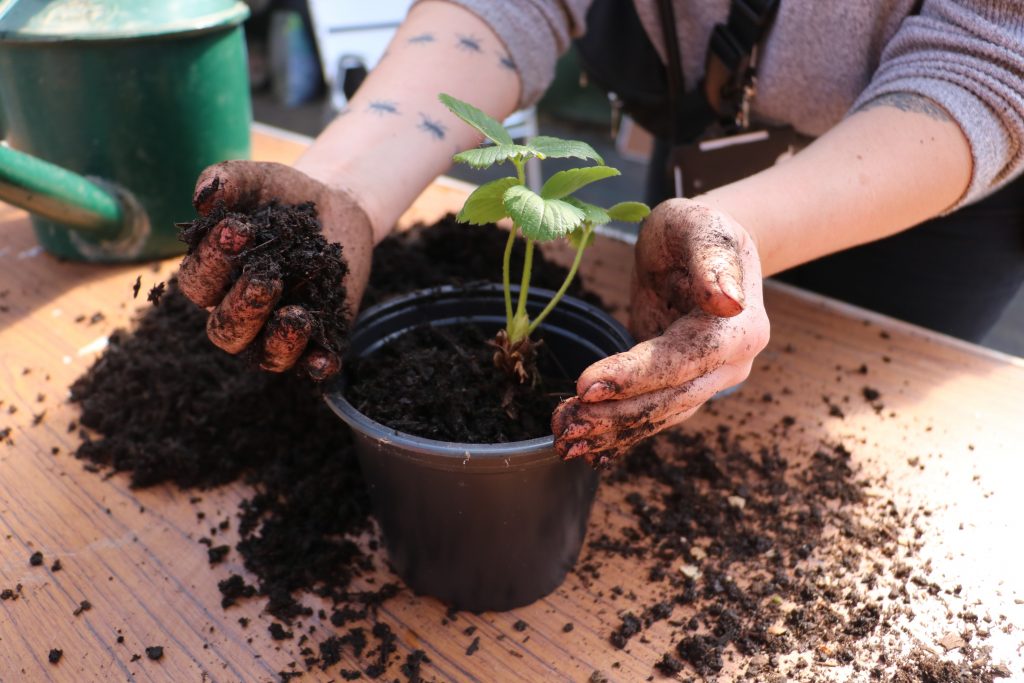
<box><xmin>452</xmin><ymin>144</ymin><xmax>532</xmax><ymax>169</ymax></box>
<box><xmin>540</xmin><ymin>166</ymin><xmax>620</xmax><ymax>200</ymax></box>
<box><xmin>568</xmin><ymin>226</ymin><xmax>596</xmax><ymax>249</ymax></box>
<box><xmin>527</xmin><ymin>136</ymin><xmax>604</xmax><ymax>164</ymax></box>
<box><xmin>439</xmin><ymin>93</ymin><xmax>514</xmax><ymax>146</ymax></box>
<box><xmin>503</xmin><ymin>185</ymin><xmax>585</xmax><ymax>241</ymax></box>
<box><xmin>563</xmin><ymin>197</ymin><xmax>612</xmax><ymax>226</ymax></box>
<box><xmin>606</xmin><ymin>201</ymin><xmax>651</xmax><ymax>223</ymax></box>
<box><xmin>456</xmin><ymin>177</ymin><xmax>519</xmax><ymax>225</ymax></box>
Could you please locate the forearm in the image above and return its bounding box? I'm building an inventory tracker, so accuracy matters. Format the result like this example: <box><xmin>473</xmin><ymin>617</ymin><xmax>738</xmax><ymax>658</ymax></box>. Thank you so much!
<box><xmin>698</xmin><ymin>93</ymin><xmax>973</xmax><ymax>277</ymax></box>
<box><xmin>294</xmin><ymin>1</ymin><xmax>520</xmax><ymax>243</ymax></box>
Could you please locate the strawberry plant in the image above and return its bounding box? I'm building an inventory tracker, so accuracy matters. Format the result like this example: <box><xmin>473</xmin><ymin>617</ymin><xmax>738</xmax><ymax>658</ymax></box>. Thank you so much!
<box><xmin>439</xmin><ymin>94</ymin><xmax>650</xmax><ymax>382</ymax></box>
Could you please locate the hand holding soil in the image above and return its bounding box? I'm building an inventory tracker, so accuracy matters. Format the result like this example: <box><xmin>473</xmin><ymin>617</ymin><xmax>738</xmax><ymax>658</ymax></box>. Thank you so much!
<box><xmin>553</xmin><ymin>199</ymin><xmax>769</xmax><ymax>465</ymax></box>
<box><xmin>177</xmin><ymin>161</ymin><xmax>374</xmax><ymax>379</ymax></box>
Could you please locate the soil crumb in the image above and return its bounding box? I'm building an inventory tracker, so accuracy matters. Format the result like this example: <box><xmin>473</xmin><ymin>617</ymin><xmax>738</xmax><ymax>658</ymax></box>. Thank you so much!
<box><xmin>582</xmin><ymin>427</ymin><xmax>1013</xmax><ymax>680</ymax></box>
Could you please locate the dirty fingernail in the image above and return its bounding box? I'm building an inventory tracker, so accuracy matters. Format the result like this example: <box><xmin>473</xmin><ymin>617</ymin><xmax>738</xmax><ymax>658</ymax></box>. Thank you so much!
<box><xmin>304</xmin><ymin>351</ymin><xmax>341</xmax><ymax>382</ymax></box>
<box><xmin>581</xmin><ymin>381</ymin><xmax>615</xmax><ymax>403</ymax></box>
<box><xmin>193</xmin><ymin>176</ymin><xmax>221</xmax><ymax>210</ymax></box>
<box><xmin>216</xmin><ymin>218</ymin><xmax>250</xmax><ymax>254</ymax></box>
<box><xmin>718</xmin><ymin>273</ymin><xmax>745</xmax><ymax>308</ymax></box>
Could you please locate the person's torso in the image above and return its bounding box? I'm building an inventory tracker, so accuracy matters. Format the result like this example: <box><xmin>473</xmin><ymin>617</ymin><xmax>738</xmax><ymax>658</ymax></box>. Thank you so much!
<box><xmin>633</xmin><ymin>0</ymin><xmax>916</xmax><ymax>136</ymax></box>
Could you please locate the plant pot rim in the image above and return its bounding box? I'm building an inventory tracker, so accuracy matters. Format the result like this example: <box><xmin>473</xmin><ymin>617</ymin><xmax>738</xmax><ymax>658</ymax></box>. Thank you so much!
<box><xmin>323</xmin><ymin>283</ymin><xmax>632</xmax><ymax>470</ymax></box>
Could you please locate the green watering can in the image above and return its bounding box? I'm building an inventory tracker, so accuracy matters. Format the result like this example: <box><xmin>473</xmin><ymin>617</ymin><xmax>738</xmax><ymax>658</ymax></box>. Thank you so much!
<box><xmin>0</xmin><ymin>0</ymin><xmax>252</xmax><ymax>262</ymax></box>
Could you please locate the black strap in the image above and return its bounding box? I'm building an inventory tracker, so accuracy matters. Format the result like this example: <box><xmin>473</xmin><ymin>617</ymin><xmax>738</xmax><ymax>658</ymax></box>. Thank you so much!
<box><xmin>575</xmin><ymin>0</ymin><xmax>781</xmax><ymax>144</ymax></box>
<box><xmin>656</xmin><ymin>0</ymin><xmax>718</xmax><ymax>145</ymax></box>
<box><xmin>703</xmin><ymin>0</ymin><xmax>780</xmax><ymax>124</ymax></box>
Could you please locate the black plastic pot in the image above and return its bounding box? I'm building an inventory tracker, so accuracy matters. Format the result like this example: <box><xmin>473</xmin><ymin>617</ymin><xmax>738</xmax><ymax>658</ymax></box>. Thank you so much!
<box><xmin>325</xmin><ymin>284</ymin><xmax>634</xmax><ymax>612</ymax></box>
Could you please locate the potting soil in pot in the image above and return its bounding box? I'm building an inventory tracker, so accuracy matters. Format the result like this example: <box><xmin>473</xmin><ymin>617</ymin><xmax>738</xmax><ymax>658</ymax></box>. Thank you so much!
<box><xmin>346</xmin><ymin>323</ymin><xmax>574</xmax><ymax>443</ymax></box>
<box><xmin>64</xmin><ymin>214</ymin><xmax>1014</xmax><ymax>681</ymax></box>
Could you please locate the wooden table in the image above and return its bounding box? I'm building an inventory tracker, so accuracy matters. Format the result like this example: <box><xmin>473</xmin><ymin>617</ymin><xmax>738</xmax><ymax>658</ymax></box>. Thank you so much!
<box><xmin>1</xmin><ymin>126</ymin><xmax>1022</xmax><ymax>682</ymax></box>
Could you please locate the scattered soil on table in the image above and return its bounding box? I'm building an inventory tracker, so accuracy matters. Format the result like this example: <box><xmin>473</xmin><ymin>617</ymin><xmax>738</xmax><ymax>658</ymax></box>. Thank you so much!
<box><xmin>347</xmin><ymin>324</ymin><xmax>573</xmax><ymax>442</ymax></box>
<box><xmin>577</xmin><ymin>424</ymin><xmax>1013</xmax><ymax>681</ymax></box>
<box><xmin>66</xmin><ymin>219</ymin><xmax>1016</xmax><ymax>681</ymax></box>
<box><xmin>178</xmin><ymin>200</ymin><xmax>350</xmax><ymax>359</ymax></box>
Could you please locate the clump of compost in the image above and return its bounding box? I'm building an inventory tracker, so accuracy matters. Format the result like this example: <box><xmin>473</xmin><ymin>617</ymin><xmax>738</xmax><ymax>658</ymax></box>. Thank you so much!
<box><xmin>178</xmin><ymin>200</ymin><xmax>350</xmax><ymax>360</ymax></box>
<box><xmin>70</xmin><ymin>283</ymin><xmax>342</xmax><ymax>488</ymax></box>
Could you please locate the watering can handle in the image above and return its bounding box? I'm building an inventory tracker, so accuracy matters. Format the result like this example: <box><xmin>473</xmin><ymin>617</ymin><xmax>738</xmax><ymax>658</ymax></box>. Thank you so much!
<box><xmin>0</xmin><ymin>143</ymin><xmax>127</xmax><ymax>238</ymax></box>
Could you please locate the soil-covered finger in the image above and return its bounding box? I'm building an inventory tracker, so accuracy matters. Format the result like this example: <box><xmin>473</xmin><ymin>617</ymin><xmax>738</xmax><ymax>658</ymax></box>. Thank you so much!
<box><xmin>558</xmin><ymin>366</ymin><xmax>737</xmax><ymax>445</ymax></box>
<box><xmin>641</xmin><ymin>199</ymin><xmax>747</xmax><ymax>318</ymax></box>
<box><xmin>177</xmin><ymin>217</ymin><xmax>251</xmax><ymax>308</ymax></box>
<box><xmin>577</xmin><ymin>315</ymin><xmax>729</xmax><ymax>403</ymax></box>
<box><xmin>260</xmin><ymin>305</ymin><xmax>313</xmax><ymax>372</ymax></box>
<box><xmin>302</xmin><ymin>348</ymin><xmax>341</xmax><ymax>382</ymax></box>
<box><xmin>558</xmin><ymin>401</ymin><xmax>703</xmax><ymax>463</ymax></box>
<box><xmin>559</xmin><ymin>419</ymin><xmax>664</xmax><ymax>465</ymax></box>
<box><xmin>207</xmin><ymin>268</ymin><xmax>283</xmax><ymax>354</ymax></box>
<box><xmin>670</xmin><ymin>202</ymin><xmax>746</xmax><ymax>316</ymax></box>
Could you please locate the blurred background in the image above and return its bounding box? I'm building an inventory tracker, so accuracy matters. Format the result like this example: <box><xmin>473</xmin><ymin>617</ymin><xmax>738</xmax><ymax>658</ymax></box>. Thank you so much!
<box><xmin>244</xmin><ymin>0</ymin><xmax>1023</xmax><ymax>356</ymax></box>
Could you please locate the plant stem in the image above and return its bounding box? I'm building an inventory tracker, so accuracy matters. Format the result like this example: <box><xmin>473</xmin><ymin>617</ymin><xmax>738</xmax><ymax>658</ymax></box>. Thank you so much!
<box><xmin>503</xmin><ymin>155</ymin><xmax>529</xmax><ymax>340</ymax></box>
<box><xmin>502</xmin><ymin>225</ymin><xmax>516</xmax><ymax>330</ymax></box>
<box><xmin>528</xmin><ymin>224</ymin><xmax>592</xmax><ymax>336</ymax></box>
<box><xmin>512</xmin><ymin>239</ymin><xmax>535</xmax><ymax>342</ymax></box>
<box><xmin>514</xmin><ymin>157</ymin><xmax>526</xmax><ymax>185</ymax></box>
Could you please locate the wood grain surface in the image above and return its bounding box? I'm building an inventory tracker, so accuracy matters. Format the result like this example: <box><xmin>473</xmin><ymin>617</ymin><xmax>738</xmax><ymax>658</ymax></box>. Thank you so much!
<box><xmin>0</xmin><ymin>127</ymin><xmax>1022</xmax><ymax>682</ymax></box>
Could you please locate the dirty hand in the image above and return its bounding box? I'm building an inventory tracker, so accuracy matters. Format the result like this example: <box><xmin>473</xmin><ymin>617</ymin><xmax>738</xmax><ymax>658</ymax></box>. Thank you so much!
<box><xmin>552</xmin><ymin>198</ymin><xmax>770</xmax><ymax>466</ymax></box>
<box><xmin>177</xmin><ymin>161</ymin><xmax>374</xmax><ymax>380</ymax></box>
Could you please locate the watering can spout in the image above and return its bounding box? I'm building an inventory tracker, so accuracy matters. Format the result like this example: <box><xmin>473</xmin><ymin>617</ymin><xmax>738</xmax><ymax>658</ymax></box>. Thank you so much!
<box><xmin>0</xmin><ymin>143</ymin><xmax>129</xmax><ymax>238</ymax></box>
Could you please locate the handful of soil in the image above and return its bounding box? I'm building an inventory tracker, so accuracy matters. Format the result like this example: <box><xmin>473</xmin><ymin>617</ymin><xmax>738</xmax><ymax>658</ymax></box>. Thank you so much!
<box><xmin>178</xmin><ymin>200</ymin><xmax>350</xmax><ymax>366</ymax></box>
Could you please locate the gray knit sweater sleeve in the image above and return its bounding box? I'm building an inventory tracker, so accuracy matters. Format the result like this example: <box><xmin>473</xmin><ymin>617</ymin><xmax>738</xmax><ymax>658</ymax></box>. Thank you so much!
<box><xmin>415</xmin><ymin>0</ymin><xmax>592</xmax><ymax>107</ymax></box>
<box><xmin>852</xmin><ymin>1</ymin><xmax>1024</xmax><ymax>208</ymax></box>
<box><xmin>421</xmin><ymin>0</ymin><xmax>1024</xmax><ymax>208</ymax></box>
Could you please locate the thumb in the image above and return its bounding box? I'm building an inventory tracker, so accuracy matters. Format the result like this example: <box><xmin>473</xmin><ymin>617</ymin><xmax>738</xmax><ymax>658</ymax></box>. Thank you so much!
<box><xmin>193</xmin><ymin>161</ymin><xmax>317</xmax><ymax>216</ymax></box>
<box><xmin>679</xmin><ymin>204</ymin><xmax>746</xmax><ymax>318</ymax></box>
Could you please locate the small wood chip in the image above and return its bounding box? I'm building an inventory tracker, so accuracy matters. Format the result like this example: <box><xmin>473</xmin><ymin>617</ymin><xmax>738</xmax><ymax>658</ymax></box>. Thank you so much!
<box><xmin>938</xmin><ymin>632</ymin><xmax>967</xmax><ymax>652</ymax></box>
<box><xmin>679</xmin><ymin>564</ymin><xmax>700</xmax><ymax>579</ymax></box>
<box><xmin>727</xmin><ymin>495</ymin><xmax>747</xmax><ymax>510</ymax></box>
